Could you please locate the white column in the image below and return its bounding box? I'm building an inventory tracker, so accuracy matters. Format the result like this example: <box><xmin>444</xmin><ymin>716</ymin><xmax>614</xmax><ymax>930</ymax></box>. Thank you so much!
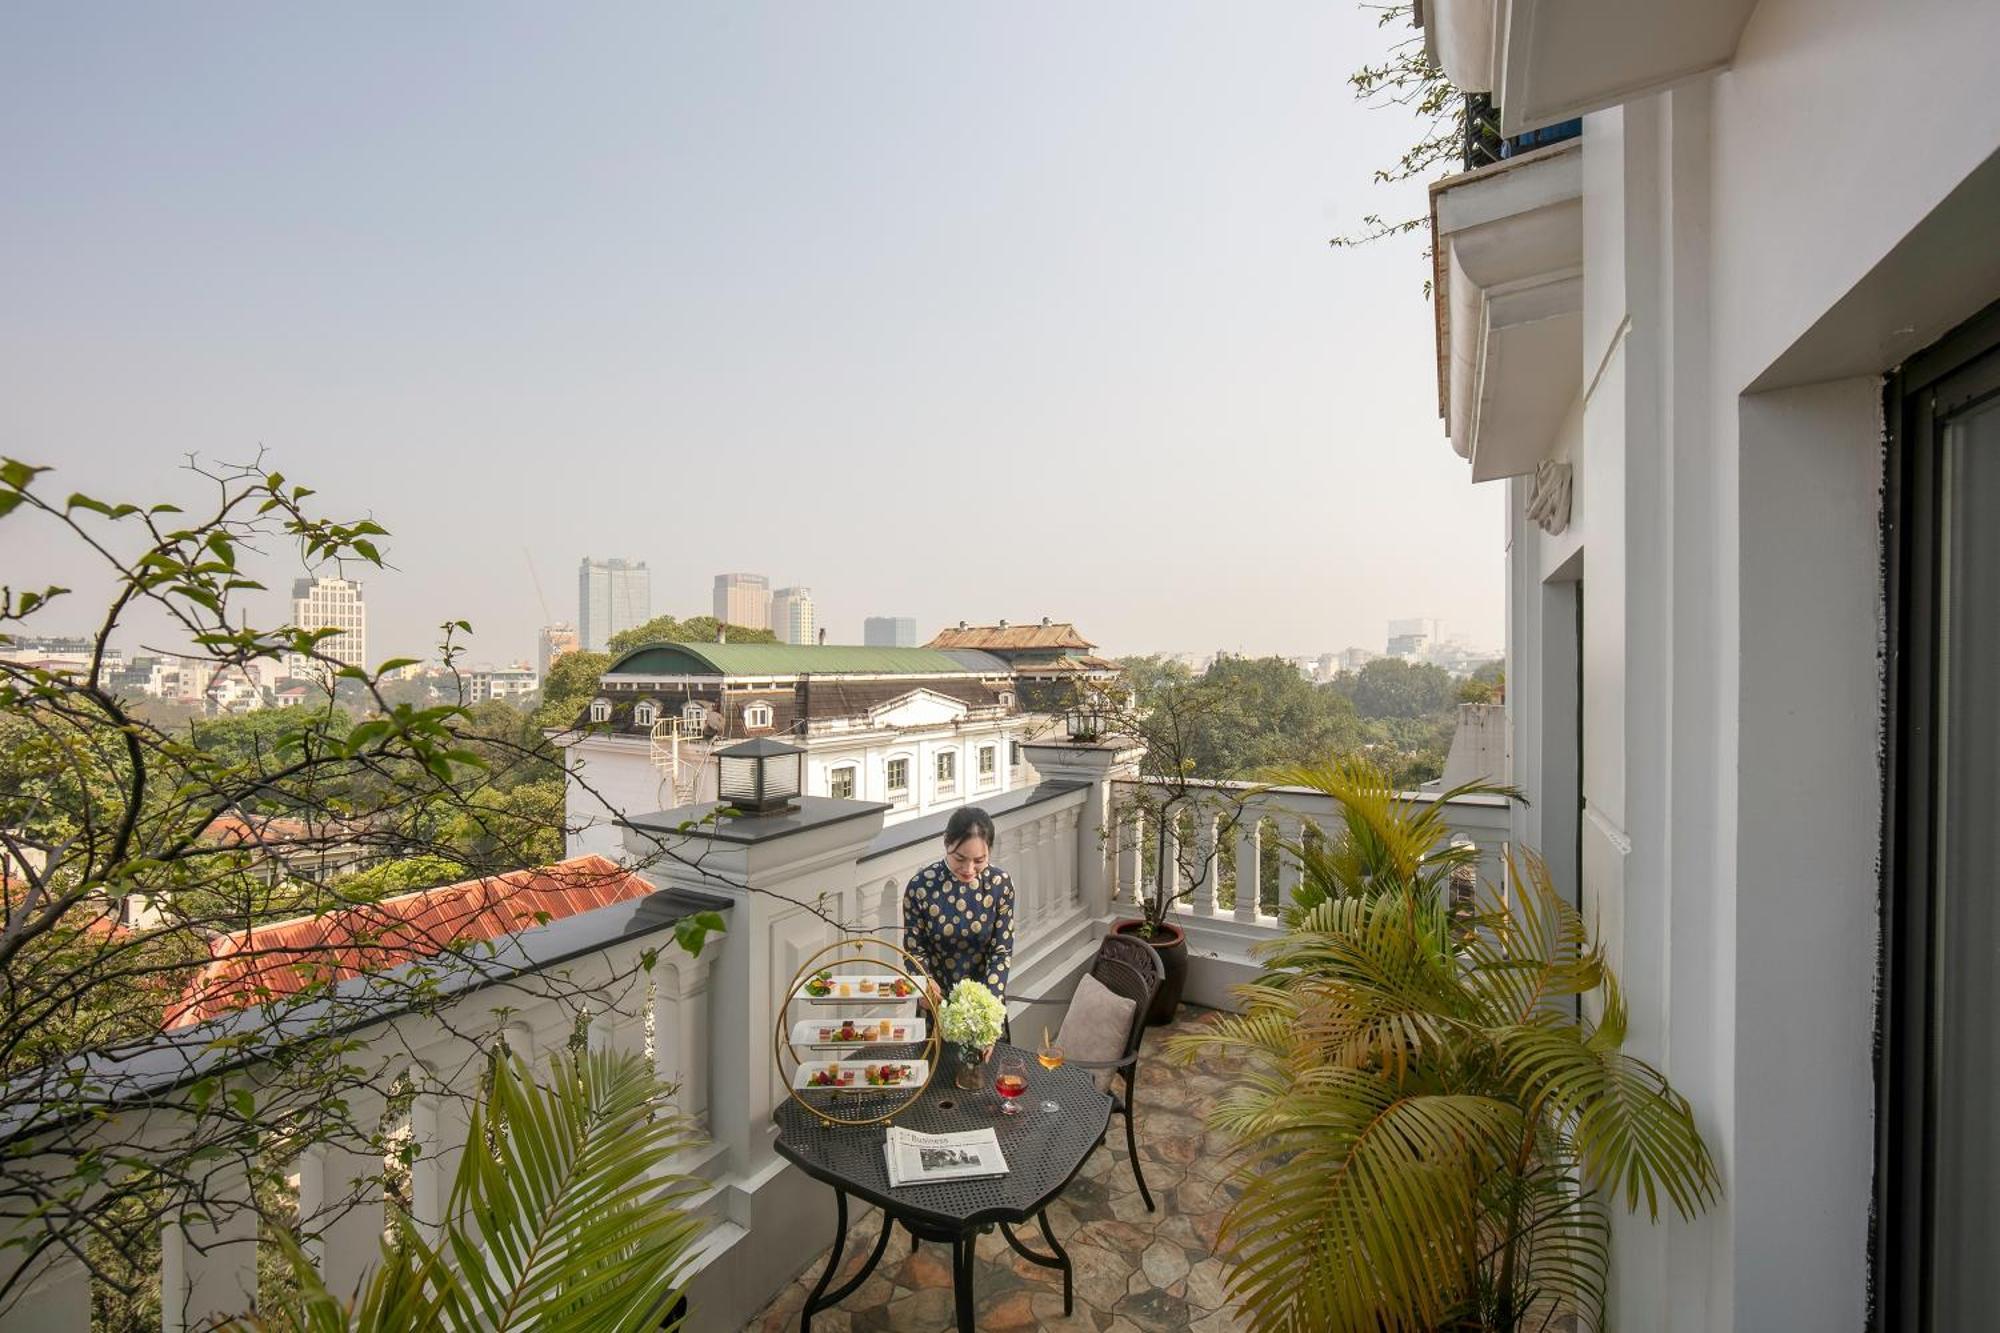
<box><xmin>161</xmin><ymin>1162</ymin><xmax>259</xmax><ymax>1333</ymax></box>
<box><xmin>1275</xmin><ymin>814</ymin><xmax>1305</xmax><ymax>907</ymax></box>
<box><xmin>653</xmin><ymin>956</ymin><xmax>713</xmax><ymax>1132</ymax></box>
<box><xmin>1231</xmin><ymin>816</ymin><xmax>1261</xmax><ymax>922</ymax></box>
<box><xmin>1156</xmin><ymin>810</ymin><xmax>1181</xmax><ymax>916</ymax></box>
<box><xmin>406</xmin><ymin>1067</ymin><xmax>468</xmax><ymax>1247</ymax></box>
<box><xmin>1116</xmin><ymin>805</ymin><xmax>1142</xmax><ymax>910</ymax></box>
<box><xmin>1191</xmin><ymin>815</ymin><xmax>1217</xmax><ymax>917</ymax></box>
<box><xmin>296</xmin><ymin>1137</ymin><xmax>386</xmax><ymax>1305</ymax></box>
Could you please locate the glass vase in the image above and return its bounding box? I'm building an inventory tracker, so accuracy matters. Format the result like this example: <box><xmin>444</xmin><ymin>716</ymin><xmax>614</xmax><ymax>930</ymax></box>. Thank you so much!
<box><xmin>953</xmin><ymin>1042</ymin><xmax>988</xmax><ymax>1091</ymax></box>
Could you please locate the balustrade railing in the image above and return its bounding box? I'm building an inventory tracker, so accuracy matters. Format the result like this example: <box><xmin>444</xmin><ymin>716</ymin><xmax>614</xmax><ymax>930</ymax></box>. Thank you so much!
<box><xmin>1110</xmin><ymin>777</ymin><xmax>1513</xmax><ymax>931</ymax></box>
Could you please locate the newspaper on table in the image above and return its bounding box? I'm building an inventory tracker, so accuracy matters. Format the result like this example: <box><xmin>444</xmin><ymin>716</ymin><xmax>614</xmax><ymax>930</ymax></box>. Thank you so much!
<box><xmin>883</xmin><ymin>1126</ymin><xmax>1009</xmax><ymax>1188</ymax></box>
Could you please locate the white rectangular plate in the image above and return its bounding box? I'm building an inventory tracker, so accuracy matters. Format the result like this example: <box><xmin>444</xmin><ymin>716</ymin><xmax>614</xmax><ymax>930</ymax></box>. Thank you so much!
<box><xmin>795</xmin><ymin>973</ymin><xmax>923</xmax><ymax>1004</ymax></box>
<box><xmin>792</xmin><ymin>1058</ymin><xmax>930</xmax><ymax>1094</ymax></box>
<box><xmin>789</xmin><ymin>1017</ymin><xmax>926</xmax><ymax>1050</ymax></box>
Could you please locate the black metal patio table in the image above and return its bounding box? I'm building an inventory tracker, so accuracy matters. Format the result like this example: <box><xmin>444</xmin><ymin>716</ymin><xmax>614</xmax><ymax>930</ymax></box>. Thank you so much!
<box><xmin>772</xmin><ymin>1042</ymin><xmax>1114</xmax><ymax>1332</ymax></box>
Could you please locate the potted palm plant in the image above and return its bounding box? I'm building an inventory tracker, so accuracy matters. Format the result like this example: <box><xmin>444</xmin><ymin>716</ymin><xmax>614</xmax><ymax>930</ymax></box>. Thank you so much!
<box><xmin>1170</xmin><ymin>757</ymin><xmax>1719</xmax><ymax>1332</ymax></box>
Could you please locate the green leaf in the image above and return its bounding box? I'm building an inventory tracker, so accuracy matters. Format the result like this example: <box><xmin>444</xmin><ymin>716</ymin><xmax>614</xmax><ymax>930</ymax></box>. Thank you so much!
<box><xmin>0</xmin><ymin>459</ymin><xmax>48</xmax><ymax>490</ymax></box>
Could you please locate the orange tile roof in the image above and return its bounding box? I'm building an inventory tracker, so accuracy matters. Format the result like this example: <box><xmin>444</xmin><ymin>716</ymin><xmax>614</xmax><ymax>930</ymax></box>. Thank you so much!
<box><xmin>925</xmin><ymin>622</ymin><xmax>1095</xmax><ymax>652</ymax></box>
<box><xmin>164</xmin><ymin>854</ymin><xmax>654</xmax><ymax>1029</ymax></box>
<box><xmin>201</xmin><ymin>812</ymin><xmax>368</xmax><ymax>849</ymax></box>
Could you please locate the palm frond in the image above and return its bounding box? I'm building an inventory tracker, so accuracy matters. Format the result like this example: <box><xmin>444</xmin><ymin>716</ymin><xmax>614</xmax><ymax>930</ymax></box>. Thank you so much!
<box><xmin>238</xmin><ymin>1049</ymin><xmax>704</xmax><ymax>1333</ymax></box>
<box><xmin>453</xmin><ymin>1048</ymin><xmax>704</xmax><ymax>1333</ymax></box>
<box><xmin>1493</xmin><ymin>1019</ymin><xmax>1718</xmax><ymax>1221</ymax></box>
<box><xmin>1216</xmin><ymin>1075</ymin><xmax>1524</xmax><ymax>1331</ymax></box>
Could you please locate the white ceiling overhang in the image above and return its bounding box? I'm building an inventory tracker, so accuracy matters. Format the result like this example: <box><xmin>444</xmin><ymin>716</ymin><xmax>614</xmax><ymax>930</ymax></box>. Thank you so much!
<box><xmin>1431</xmin><ymin>139</ymin><xmax>1583</xmax><ymax>482</ymax></box>
<box><xmin>1423</xmin><ymin>0</ymin><xmax>1757</xmax><ymax>133</ymax></box>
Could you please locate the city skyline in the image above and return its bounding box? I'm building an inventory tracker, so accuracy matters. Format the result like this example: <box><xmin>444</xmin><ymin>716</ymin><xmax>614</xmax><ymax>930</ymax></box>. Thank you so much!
<box><xmin>3</xmin><ymin>3</ymin><xmax>1502</xmax><ymax>667</ymax></box>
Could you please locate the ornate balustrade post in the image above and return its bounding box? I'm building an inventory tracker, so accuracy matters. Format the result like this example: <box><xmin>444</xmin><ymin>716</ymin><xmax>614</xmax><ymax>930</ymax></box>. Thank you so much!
<box><xmin>160</xmin><ymin>1157</ymin><xmax>259</xmax><ymax>1333</ymax></box>
<box><xmin>1019</xmin><ymin>737</ymin><xmax>1142</xmax><ymax>920</ymax></box>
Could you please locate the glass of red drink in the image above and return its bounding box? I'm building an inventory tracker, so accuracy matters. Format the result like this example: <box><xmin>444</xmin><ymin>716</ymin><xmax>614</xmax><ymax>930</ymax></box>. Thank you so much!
<box><xmin>994</xmin><ymin>1054</ymin><xmax>1029</xmax><ymax>1116</ymax></box>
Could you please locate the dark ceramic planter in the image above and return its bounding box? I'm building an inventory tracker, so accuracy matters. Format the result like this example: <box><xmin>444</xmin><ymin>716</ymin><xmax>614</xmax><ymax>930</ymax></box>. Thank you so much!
<box><xmin>1114</xmin><ymin>918</ymin><xmax>1188</xmax><ymax>1025</ymax></box>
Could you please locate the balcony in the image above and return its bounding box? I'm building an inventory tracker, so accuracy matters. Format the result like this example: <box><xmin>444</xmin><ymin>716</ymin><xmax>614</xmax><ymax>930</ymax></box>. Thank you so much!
<box><xmin>0</xmin><ymin>741</ymin><xmax>1512</xmax><ymax>1331</ymax></box>
<box><xmin>1430</xmin><ymin>121</ymin><xmax>1582</xmax><ymax>482</ymax></box>
<box><xmin>1422</xmin><ymin>0</ymin><xmax>1757</xmax><ymax>136</ymax></box>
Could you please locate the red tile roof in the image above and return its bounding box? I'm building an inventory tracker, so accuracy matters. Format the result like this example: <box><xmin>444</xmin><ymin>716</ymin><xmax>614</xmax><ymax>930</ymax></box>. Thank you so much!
<box><xmin>164</xmin><ymin>854</ymin><xmax>655</xmax><ymax>1029</ymax></box>
<box><xmin>925</xmin><ymin>622</ymin><xmax>1095</xmax><ymax>652</ymax></box>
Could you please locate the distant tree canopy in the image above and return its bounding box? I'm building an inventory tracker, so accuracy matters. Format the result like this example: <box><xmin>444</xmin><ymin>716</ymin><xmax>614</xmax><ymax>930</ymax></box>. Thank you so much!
<box><xmin>604</xmin><ymin>615</ymin><xmax>777</xmax><ymax>656</ymax></box>
<box><xmin>1331</xmin><ymin>657</ymin><xmax>1459</xmax><ymax>720</ymax></box>
<box><xmin>1115</xmin><ymin>653</ymin><xmax>1468</xmax><ymax>790</ymax></box>
<box><xmin>533</xmin><ymin>649</ymin><xmax>611</xmax><ymax>731</ymax></box>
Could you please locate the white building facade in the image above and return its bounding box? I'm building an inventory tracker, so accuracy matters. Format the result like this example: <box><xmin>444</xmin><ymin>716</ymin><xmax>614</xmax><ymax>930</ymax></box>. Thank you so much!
<box><xmin>577</xmin><ymin>559</ymin><xmax>650</xmax><ymax>654</ymax></box>
<box><xmin>556</xmin><ymin>643</ymin><xmax>1044</xmax><ymax>860</ymax></box>
<box><xmin>468</xmin><ymin>664</ymin><xmax>539</xmax><ymax>704</ymax></box>
<box><xmin>770</xmin><ymin>586</ymin><xmax>814</xmax><ymax>646</ymax></box>
<box><xmin>1420</xmin><ymin>2</ymin><xmax>2000</xmax><ymax>1328</ymax></box>
<box><xmin>711</xmin><ymin>573</ymin><xmax>771</xmax><ymax>631</ymax></box>
<box><xmin>287</xmin><ymin>577</ymin><xmax>365</xmax><ymax>679</ymax></box>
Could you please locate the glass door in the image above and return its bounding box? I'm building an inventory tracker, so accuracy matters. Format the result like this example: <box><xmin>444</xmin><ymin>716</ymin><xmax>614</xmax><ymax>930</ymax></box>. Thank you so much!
<box><xmin>1880</xmin><ymin>301</ymin><xmax>2000</xmax><ymax>1332</ymax></box>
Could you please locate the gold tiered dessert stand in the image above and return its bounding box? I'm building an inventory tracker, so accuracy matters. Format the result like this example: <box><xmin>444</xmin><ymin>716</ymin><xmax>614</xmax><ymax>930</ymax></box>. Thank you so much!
<box><xmin>774</xmin><ymin>937</ymin><xmax>940</xmax><ymax>1128</ymax></box>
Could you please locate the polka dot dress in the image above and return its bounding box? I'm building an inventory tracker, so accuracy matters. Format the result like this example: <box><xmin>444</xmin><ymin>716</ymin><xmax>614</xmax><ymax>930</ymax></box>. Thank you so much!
<box><xmin>902</xmin><ymin>860</ymin><xmax>1016</xmax><ymax>1002</ymax></box>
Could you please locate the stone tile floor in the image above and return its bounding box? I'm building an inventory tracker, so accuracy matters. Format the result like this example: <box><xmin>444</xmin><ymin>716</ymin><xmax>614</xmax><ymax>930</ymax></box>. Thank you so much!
<box><xmin>744</xmin><ymin>1008</ymin><xmax>1249</xmax><ymax>1332</ymax></box>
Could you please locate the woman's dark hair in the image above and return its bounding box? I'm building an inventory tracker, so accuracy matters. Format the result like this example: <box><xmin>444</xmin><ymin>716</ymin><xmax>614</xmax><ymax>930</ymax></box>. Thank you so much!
<box><xmin>943</xmin><ymin>806</ymin><xmax>995</xmax><ymax>852</ymax></box>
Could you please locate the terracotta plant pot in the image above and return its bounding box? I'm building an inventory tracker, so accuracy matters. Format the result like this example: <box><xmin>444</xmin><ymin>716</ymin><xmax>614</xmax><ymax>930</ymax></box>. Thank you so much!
<box><xmin>1114</xmin><ymin>918</ymin><xmax>1188</xmax><ymax>1025</ymax></box>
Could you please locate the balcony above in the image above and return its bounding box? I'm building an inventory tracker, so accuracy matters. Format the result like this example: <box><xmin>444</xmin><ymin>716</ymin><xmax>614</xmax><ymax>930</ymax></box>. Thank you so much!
<box><xmin>1422</xmin><ymin>0</ymin><xmax>1757</xmax><ymax>134</ymax></box>
<box><xmin>1430</xmin><ymin>136</ymin><xmax>1582</xmax><ymax>482</ymax></box>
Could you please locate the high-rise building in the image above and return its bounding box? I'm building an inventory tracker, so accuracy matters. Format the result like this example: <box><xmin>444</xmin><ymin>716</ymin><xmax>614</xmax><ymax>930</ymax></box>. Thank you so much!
<box><xmin>863</xmin><ymin>616</ymin><xmax>918</xmax><ymax>648</ymax></box>
<box><xmin>538</xmin><ymin>623</ymin><xmax>579</xmax><ymax>677</ymax></box>
<box><xmin>288</xmin><ymin>577</ymin><xmax>366</xmax><ymax>680</ymax></box>
<box><xmin>578</xmin><ymin>559</ymin><xmax>651</xmax><ymax>653</ymax></box>
<box><xmin>771</xmin><ymin>587</ymin><xmax>815</xmax><ymax>645</ymax></box>
<box><xmin>712</xmin><ymin>573</ymin><xmax>771</xmax><ymax>630</ymax></box>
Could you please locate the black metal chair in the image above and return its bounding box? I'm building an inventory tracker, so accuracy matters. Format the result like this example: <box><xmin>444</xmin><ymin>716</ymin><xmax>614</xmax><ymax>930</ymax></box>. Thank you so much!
<box><xmin>1013</xmin><ymin>933</ymin><xmax>1165</xmax><ymax>1211</ymax></box>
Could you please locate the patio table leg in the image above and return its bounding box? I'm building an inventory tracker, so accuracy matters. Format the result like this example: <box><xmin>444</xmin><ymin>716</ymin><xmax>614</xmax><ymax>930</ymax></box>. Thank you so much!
<box><xmin>800</xmin><ymin>1187</ymin><xmax>849</xmax><ymax>1332</ymax></box>
<box><xmin>952</xmin><ymin>1231</ymin><xmax>976</xmax><ymax>1332</ymax></box>
<box><xmin>1000</xmin><ymin>1211</ymin><xmax>1074</xmax><ymax>1315</ymax></box>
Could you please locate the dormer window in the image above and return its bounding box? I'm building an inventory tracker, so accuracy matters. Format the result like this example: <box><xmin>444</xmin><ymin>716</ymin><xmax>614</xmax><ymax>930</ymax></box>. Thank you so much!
<box><xmin>744</xmin><ymin>703</ymin><xmax>774</xmax><ymax>730</ymax></box>
<box><xmin>588</xmin><ymin>698</ymin><xmax>611</xmax><ymax>724</ymax></box>
<box><xmin>634</xmin><ymin>700</ymin><xmax>656</xmax><ymax>727</ymax></box>
<box><xmin>998</xmin><ymin>691</ymin><xmax>1015</xmax><ymax>708</ymax></box>
<box><xmin>682</xmin><ymin>701</ymin><xmax>707</xmax><ymax>727</ymax></box>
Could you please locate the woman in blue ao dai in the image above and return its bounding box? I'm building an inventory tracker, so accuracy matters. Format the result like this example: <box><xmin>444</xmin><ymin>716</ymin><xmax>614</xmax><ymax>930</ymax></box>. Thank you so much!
<box><xmin>903</xmin><ymin>806</ymin><xmax>1015</xmax><ymax>1027</ymax></box>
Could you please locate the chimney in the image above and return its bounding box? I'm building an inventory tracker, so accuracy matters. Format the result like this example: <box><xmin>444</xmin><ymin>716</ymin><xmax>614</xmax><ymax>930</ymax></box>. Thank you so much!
<box><xmin>958</xmin><ymin>620</ymin><xmax>968</xmax><ymax>631</ymax></box>
<box><xmin>817</xmin><ymin>627</ymin><xmax>826</xmax><ymax>646</ymax></box>
<box><xmin>998</xmin><ymin>619</ymin><xmax>1009</xmax><ymax>630</ymax></box>
<box><xmin>1040</xmin><ymin>616</ymin><xmax>1051</xmax><ymax>627</ymax></box>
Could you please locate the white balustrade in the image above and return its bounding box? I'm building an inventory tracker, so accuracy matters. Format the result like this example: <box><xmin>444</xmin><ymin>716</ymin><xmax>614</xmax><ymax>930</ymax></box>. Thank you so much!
<box><xmin>1231</xmin><ymin>817</ymin><xmax>1260</xmax><ymax>922</ymax></box>
<box><xmin>1190</xmin><ymin>815</ymin><xmax>1218</xmax><ymax>916</ymax></box>
<box><xmin>1110</xmin><ymin>778</ymin><xmax>1514</xmax><ymax>935</ymax></box>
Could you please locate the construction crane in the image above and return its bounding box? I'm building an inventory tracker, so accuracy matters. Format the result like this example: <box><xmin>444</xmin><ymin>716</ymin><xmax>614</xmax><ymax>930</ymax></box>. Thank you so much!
<box><xmin>522</xmin><ymin>547</ymin><xmax>554</xmax><ymax>625</ymax></box>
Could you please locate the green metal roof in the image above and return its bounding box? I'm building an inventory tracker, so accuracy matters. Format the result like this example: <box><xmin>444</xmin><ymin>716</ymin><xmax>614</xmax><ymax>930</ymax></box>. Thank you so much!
<box><xmin>603</xmin><ymin>643</ymin><xmax>983</xmax><ymax>677</ymax></box>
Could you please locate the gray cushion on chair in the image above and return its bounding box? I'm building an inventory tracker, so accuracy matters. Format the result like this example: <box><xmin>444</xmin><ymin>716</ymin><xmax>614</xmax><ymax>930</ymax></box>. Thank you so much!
<box><xmin>1055</xmin><ymin>972</ymin><xmax>1138</xmax><ymax>1093</ymax></box>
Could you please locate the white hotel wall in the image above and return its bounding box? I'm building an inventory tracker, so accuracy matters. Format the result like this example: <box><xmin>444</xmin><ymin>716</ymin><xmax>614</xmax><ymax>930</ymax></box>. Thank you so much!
<box><xmin>1501</xmin><ymin>1</ymin><xmax>2000</xmax><ymax>1326</ymax></box>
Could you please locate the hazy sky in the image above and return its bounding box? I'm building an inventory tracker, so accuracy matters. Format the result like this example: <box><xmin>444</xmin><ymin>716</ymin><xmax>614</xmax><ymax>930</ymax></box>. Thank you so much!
<box><xmin>2</xmin><ymin>3</ymin><xmax>1501</xmax><ymax>666</ymax></box>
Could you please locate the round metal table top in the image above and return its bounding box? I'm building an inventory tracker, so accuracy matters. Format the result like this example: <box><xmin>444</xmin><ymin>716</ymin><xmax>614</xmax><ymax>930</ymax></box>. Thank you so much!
<box><xmin>773</xmin><ymin>1042</ymin><xmax>1114</xmax><ymax>1230</ymax></box>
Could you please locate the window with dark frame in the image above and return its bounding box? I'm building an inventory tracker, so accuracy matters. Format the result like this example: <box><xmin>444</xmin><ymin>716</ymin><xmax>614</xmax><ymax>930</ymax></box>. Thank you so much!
<box><xmin>886</xmin><ymin>757</ymin><xmax>910</xmax><ymax>797</ymax></box>
<box><xmin>829</xmin><ymin>766</ymin><xmax>856</xmax><ymax>800</ymax></box>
